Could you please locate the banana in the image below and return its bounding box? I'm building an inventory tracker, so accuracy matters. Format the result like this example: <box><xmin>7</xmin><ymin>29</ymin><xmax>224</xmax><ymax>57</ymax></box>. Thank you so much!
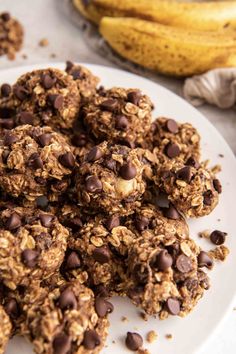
<box><xmin>76</xmin><ymin>0</ymin><xmax>236</xmax><ymax>31</ymax></box>
<box><xmin>100</xmin><ymin>17</ymin><xmax>236</xmax><ymax>77</ymax></box>
<box><xmin>73</xmin><ymin>0</ymin><xmax>95</xmax><ymax>22</ymax></box>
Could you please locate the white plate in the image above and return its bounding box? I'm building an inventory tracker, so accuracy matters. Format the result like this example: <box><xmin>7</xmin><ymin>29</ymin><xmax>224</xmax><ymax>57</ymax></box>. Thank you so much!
<box><xmin>3</xmin><ymin>63</ymin><xmax>236</xmax><ymax>354</ymax></box>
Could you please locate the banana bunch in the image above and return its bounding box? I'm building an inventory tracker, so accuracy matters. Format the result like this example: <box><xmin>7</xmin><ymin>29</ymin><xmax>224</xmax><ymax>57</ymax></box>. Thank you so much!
<box><xmin>73</xmin><ymin>0</ymin><xmax>236</xmax><ymax>77</ymax></box>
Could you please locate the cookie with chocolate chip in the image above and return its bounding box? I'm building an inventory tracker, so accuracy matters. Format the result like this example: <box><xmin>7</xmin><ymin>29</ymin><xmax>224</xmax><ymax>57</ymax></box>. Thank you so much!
<box><xmin>0</xmin><ymin>206</ymin><xmax>69</xmax><ymax>289</ymax></box>
<box><xmin>65</xmin><ymin>61</ymin><xmax>99</xmax><ymax>102</ymax></box>
<box><xmin>82</xmin><ymin>87</ymin><xmax>153</xmax><ymax>145</ymax></box>
<box><xmin>75</xmin><ymin>141</ymin><xmax>147</xmax><ymax>214</ymax></box>
<box><xmin>21</xmin><ymin>280</ymin><xmax>109</xmax><ymax>354</ymax></box>
<box><xmin>143</xmin><ymin>117</ymin><xmax>201</xmax><ymax>164</ymax></box>
<box><xmin>0</xmin><ymin>68</ymin><xmax>80</xmax><ymax>132</ymax></box>
<box><xmin>154</xmin><ymin>160</ymin><xmax>220</xmax><ymax>218</ymax></box>
<box><xmin>0</xmin><ymin>305</ymin><xmax>12</xmax><ymax>353</ymax></box>
<box><xmin>0</xmin><ymin>12</ymin><xmax>23</xmax><ymax>60</ymax></box>
<box><xmin>126</xmin><ymin>229</ymin><xmax>211</xmax><ymax>318</ymax></box>
<box><xmin>0</xmin><ymin>124</ymin><xmax>75</xmax><ymax>201</ymax></box>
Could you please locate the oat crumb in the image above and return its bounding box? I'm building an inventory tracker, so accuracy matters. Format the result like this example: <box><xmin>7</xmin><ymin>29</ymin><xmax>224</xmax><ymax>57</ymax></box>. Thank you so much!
<box><xmin>211</xmin><ymin>164</ymin><xmax>221</xmax><ymax>174</ymax></box>
<box><xmin>198</xmin><ymin>230</ymin><xmax>210</xmax><ymax>239</ymax></box>
<box><xmin>138</xmin><ymin>349</ymin><xmax>150</xmax><ymax>354</ymax></box>
<box><xmin>22</xmin><ymin>53</ymin><xmax>27</xmax><ymax>59</ymax></box>
<box><xmin>209</xmin><ymin>245</ymin><xmax>230</xmax><ymax>261</ymax></box>
<box><xmin>165</xmin><ymin>334</ymin><xmax>173</xmax><ymax>340</ymax></box>
<box><xmin>146</xmin><ymin>330</ymin><xmax>158</xmax><ymax>343</ymax></box>
<box><xmin>50</xmin><ymin>53</ymin><xmax>56</xmax><ymax>58</ymax></box>
<box><xmin>121</xmin><ymin>316</ymin><xmax>129</xmax><ymax>322</ymax></box>
<box><xmin>219</xmin><ymin>154</ymin><xmax>224</xmax><ymax>158</ymax></box>
<box><xmin>39</xmin><ymin>38</ymin><xmax>49</xmax><ymax>47</ymax></box>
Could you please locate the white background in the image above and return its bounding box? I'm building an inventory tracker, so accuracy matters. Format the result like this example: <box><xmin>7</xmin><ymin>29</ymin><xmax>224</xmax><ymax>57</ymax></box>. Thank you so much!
<box><xmin>0</xmin><ymin>1</ymin><xmax>236</xmax><ymax>353</ymax></box>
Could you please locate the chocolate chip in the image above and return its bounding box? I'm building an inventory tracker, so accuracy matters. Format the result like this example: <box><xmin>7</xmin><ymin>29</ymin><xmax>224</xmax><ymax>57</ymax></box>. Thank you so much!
<box><xmin>176</xmin><ymin>166</ymin><xmax>192</xmax><ymax>183</ymax></box>
<box><xmin>127</xmin><ymin>91</ymin><xmax>142</xmax><ymax>106</ymax></box>
<box><xmin>176</xmin><ymin>254</ymin><xmax>192</xmax><ymax>273</ymax></box>
<box><xmin>115</xmin><ymin>115</ymin><xmax>129</xmax><ymax>131</ymax></box>
<box><xmin>105</xmin><ymin>215</ymin><xmax>120</xmax><ymax>231</ymax></box>
<box><xmin>71</xmin><ymin>132</ymin><xmax>87</xmax><ymax>147</ymax></box>
<box><xmin>71</xmin><ymin>68</ymin><xmax>83</xmax><ymax>80</ymax></box>
<box><xmin>155</xmin><ymin>191</ymin><xmax>170</xmax><ymax>208</ymax></box>
<box><xmin>5</xmin><ymin>213</ymin><xmax>21</xmax><ymax>230</ymax></box>
<box><xmin>83</xmin><ymin>330</ymin><xmax>101</xmax><ymax>350</ymax></box>
<box><xmin>18</xmin><ymin>111</ymin><xmax>35</xmax><ymax>125</ymax></box>
<box><xmin>119</xmin><ymin>162</ymin><xmax>137</xmax><ymax>180</ymax></box>
<box><xmin>166</xmin><ymin>119</ymin><xmax>178</xmax><ymax>133</ymax></box>
<box><xmin>165</xmin><ymin>143</ymin><xmax>180</xmax><ymax>158</ymax></box>
<box><xmin>100</xmin><ymin>99</ymin><xmax>118</xmax><ymax>112</ymax></box>
<box><xmin>95</xmin><ymin>297</ymin><xmax>114</xmax><ymax>317</ymax></box>
<box><xmin>93</xmin><ymin>246</ymin><xmax>110</xmax><ymax>264</ymax></box>
<box><xmin>48</xmin><ymin>94</ymin><xmax>64</xmax><ymax>109</ymax></box>
<box><xmin>4</xmin><ymin>133</ymin><xmax>18</xmax><ymax>146</ymax></box>
<box><xmin>22</xmin><ymin>249</ymin><xmax>39</xmax><ymax>268</ymax></box>
<box><xmin>94</xmin><ymin>284</ymin><xmax>109</xmax><ymax>298</ymax></box>
<box><xmin>13</xmin><ymin>85</ymin><xmax>28</xmax><ymax>101</ymax></box>
<box><xmin>154</xmin><ymin>250</ymin><xmax>173</xmax><ymax>271</ymax></box>
<box><xmin>164</xmin><ymin>204</ymin><xmax>180</xmax><ymax>220</ymax></box>
<box><xmin>39</xmin><ymin>214</ymin><xmax>54</xmax><ymax>227</ymax></box>
<box><xmin>213</xmin><ymin>179</ymin><xmax>222</xmax><ymax>194</ymax></box>
<box><xmin>186</xmin><ymin>157</ymin><xmax>200</xmax><ymax>169</ymax></box>
<box><xmin>125</xmin><ymin>332</ymin><xmax>143</xmax><ymax>351</ymax></box>
<box><xmin>36</xmin><ymin>195</ymin><xmax>48</xmax><ymax>210</ymax></box>
<box><xmin>85</xmin><ymin>175</ymin><xmax>102</xmax><ymax>193</ymax></box>
<box><xmin>65</xmin><ymin>60</ymin><xmax>74</xmax><ymax>72</ymax></box>
<box><xmin>135</xmin><ymin>216</ymin><xmax>149</xmax><ymax>231</ymax></box>
<box><xmin>38</xmin><ymin>133</ymin><xmax>52</xmax><ymax>147</ymax></box>
<box><xmin>4</xmin><ymin>298</ymin><xmax>20</xmax><ymax>319</ymax></box>
<box><xmin>59</xmin><ymin>152</ymin><xmax>75</xmax><ymax>169</ymax></box>
<box><xmin>2</xmin><ymin>149</ymin><xmax>10</xmax><ymax>163</ymax></box>
<box><xmin>53</xmin><ymin>333</ymin><xmax>71</xmax><ymax>354</ymax></box>
<box><xmin>103</xmin><ymin>158</ymin><xmax>117</xmax><ymax>172</ymax></box>
<box><xmin>210</xmin><ymin>230</ymin><xmax>227</xmax><ymax>245</ymax></box>
<box><xmin>1</xmin><ymin>83</ymin><xmax>11</xmax><ymax>97</ymax></box>
<box><xmin>41</xmin><ymin>73</ymin><xmax>56</xmax><ymax>89</ymax></box>
<box><xmin>86</xmin><ymin>146</ymin><xmax>103</xmax><ymax>162</ymax></box>
<box><xmin>58</xmin><ymin>288</ymin><xmax>77</xmax><ymax>311</ymax></box>
<box><xmin>0</xmin><ymin>118</ymin><xmax>14</xmax><ymax>130</ymax></box>
<box><xmin>166</xmin><ymin>298</ymin><xmax>180</xmax><ymax>315</ymax></box>
<box><xmin>1</xmin><ymin>12</ymin><xmax>10</xmax><ymax>21</ymax></box>
<box><xmin>184</xmin><ymin>278</ymin><xmax>198</xmax><ymax>292</ymax></box>
<box><xmin>133</xmin><ymin>264</ymin><xmax>149</xmax><ymax>285</ymax></box>
<box><xmin>198</xmin><ymin>251</ymin><xmax>213</xmax><ymax>268</ymax></box>
<box><xmin>65</xmin><ymin>251</ymin><xmax>81</xmax><ymax>270</ymax></box>
<box><xmin>28</xmin><ymin>153</ymin><xmax>43</xmax><ymax>169</ymax></box>
<box><xmin>203</xmin><ymin>190</ymin><xmax>213</xmax><ymax>205</ymax></box>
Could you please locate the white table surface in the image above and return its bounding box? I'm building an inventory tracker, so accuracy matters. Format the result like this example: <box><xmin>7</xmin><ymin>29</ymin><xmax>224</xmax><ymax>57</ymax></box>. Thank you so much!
<box><xmin>0</xmin><ymin>1</ymin><xmax>235</xmax><ymax>353</ymax></box>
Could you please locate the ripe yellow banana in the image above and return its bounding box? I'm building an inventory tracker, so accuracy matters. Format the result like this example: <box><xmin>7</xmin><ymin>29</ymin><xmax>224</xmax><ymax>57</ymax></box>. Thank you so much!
<box><xmin>73</xmin><ymin>0</ymin><xmax>95</xmax><ymax>22</ymax></box>
<box><xmin>74</xmin><ymin>0</ymin><xmax>236</xmax><ymax>31</ymax></box>
<box><xmin>100</xmin><ymin>17</ymin><xmax>236</xmax><ymax>77</ymax></box>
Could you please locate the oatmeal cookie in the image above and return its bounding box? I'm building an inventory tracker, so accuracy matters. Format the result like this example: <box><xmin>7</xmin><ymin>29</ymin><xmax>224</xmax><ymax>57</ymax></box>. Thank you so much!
<box><xmin>22</xmin><ymin>280</ymin><xmax>110</xmax><ymax>354</ymax></box>
<box><xmin>82</xmin><ymin>87</ymin><xmax>153</xmax><ymax>145</ymax></box>
<box><xmin>143</xmin><ymin>117</ymin><xmax>200</xmax><ymax>164</ymax></box>
<box><xmin>0</xmin><ymin>305</ymin><xmax>12</xmax><ymax>354</ymax></box>
<box><xmin>154</xmin><ymin>160</ymin><xmax>221</xmax><ymax>218</ymax></box>
<box><xmin>0</xmin><ymin>68</ymin><xmax>80</xmax><ymax>132</ymax></box>
<box><xmin>0</xmin><ymin>206</ymin><xmax>69</xmax><ymax>290</ymax></box>
<box><xmin>126</xmin><ymin>231</ymin><xmax>212</xmax><ymax>318</ymax></box>
<box><xmin>75</xmin><ymin>142</ymin><xmax>147</xmax><ymax>214</ymax></box>
<box><xmin>0</xmin><ymin>12</ymin><xmax>23</xmax><ymax>60</ymax></box>
<box><xmin>0</xmin><ymin>125</ymin><xmax>75</xmax><ymax>200</ymax></box>
<box><xmin>65</xmin><ymin>61</ymin><xmax>99</xmax><ymax>101</ymax></box>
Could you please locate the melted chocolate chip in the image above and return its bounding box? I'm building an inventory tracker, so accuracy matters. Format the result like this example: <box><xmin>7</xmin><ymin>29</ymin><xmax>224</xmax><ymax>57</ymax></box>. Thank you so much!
<box><xmin>125</xmin><ymin>332</ymin><xmax>143</xmax><ymax>351</ymax></box>
<box><xmin>53</xmin><ymin>333</ymin><xmax>71</xmax><ymax>354</ymax></box>
<box><xmin>13</xmin><ymin>85</ymin><xmax>28</xmax><ymax>101</ymax></box>
<box><xmin>105</xmin><ymin>215</ymin><xmax>120</xmax><ymax>231</ymax></box>
<box><xmin>119</xmin><ymin>162</ymin><xmax>137</xmax><ymax>180</ymax></box>
<box><xmin>210</xmin><ymin>230</ymin><xmax>227</xmax><ymax>245</ymax></box>
<box><xmin>95</xmin><ymin>297</ymin><xmax>114</xmax><ymax>317</ymax></box>
<box><xmin>164</xmin><ymin>204</ymin><xmax>180</xmax><ymax>220</ymax></box>
<box><xmin>1</xmin><ymin>12</ymin><xmax>10</xmax><ymax>21</ymax></box>
<box><xmin>5</xmin><ymin>213</ymin><xmax>21</xmax><ymax>230</ymax></box>
<box><xmin>86</xmin><ymin>146</ymin><xmax>103</xmax><ymax>162</ymax></box>
<box><xmin>37</xmin><ymin>133</ymin><xmax>52</xmax><ymax>147</ymax></box>
<box><xmin>65</xmin><ymin>251</ymin><xmax>81</xmax><ymax>270</ymax></box>
<box><xmin>39</xmin><ymin>214</ymin><xmax>54</xmax><ymax>227</ymax></box>
<box><xmin>213</xmin><ymin>179</ymin><xmax>222</xmax><ymax>194</ymax></box>
<box><xmin>186</xmin><ymin>157</ymin><xmax>200</xmax><ymax>169</ymax></box>
<box><xmin>100</xmin><ymin>99</ymin><xmax>118</xmax><ymax>112</ymax></box>
<box><xmin>93</xmin><ymin>247</ymin><xmax>110</xmax><ymax>264</ymax></box>
<box><xmin>165</xmin><ymin>143</ymin><xmax>180</xmax><ymax>158</ymax></box>
<box><xmin>28</xmin><ymin>153</ymin><xmax>43</xmax><ymax>169</ymax></box>
<box><xmin>176</xmin><ymin>166</ymin><xmax>192</xmax><ymax>183</ymax></box>
<box><xmin>4</xmin><ymin>133</ymin><xmax>18</xmax><ymax>146</ymax></box>
<box><xmin>1</xmin><ymin>83</ymin><xmax>11</xmax><ymax>97</ymax></box>
<box><xmin>58</xmin><ymin>288</ymin><xmax>77</xmax><ymax>311</ymax></box>
<box><xmin>83</xmin><ymin>330</ymin><xmax>101</xmax><ymax>350</ymax></box>
<box><xmin>135</xmin><ymin>215</ymin><xmax>149</xmax><ymax>231</ymax></box>
<box><xmin>127</xmin><ymin>91</ymin><xmax>142</xmax><ymax>106</ymax></box>
<box><xmin>198</xmin><ymin>251</ymin><xmax>213</xmax><ymax>268</ymax></box>
<box><xmin>21</xmin><ymin>249</ymin><xmax>39</xmax><ymax>268</ymax></box>
<box><xmin>176</xmin><ymin>254</ymin><xmax>192</xmax><ymax>273</ymax></box>
<box><xmin>85</xmin><ymin>175</ymin><xmax>102</xmax><ymax>193</ymax></box>
<box><xmin>115</xmin><ymin>115</ymin><xmax>129</xmax><ymax>131</ymax></box>
<box><xmin>41</xmin><ymin>73</ymin><xmax>57</xmax><ymax>89</ymax></box>
<box><xmin>166</xmin><ymin>298</ymin><xmax>180</xmax><ymax>315</ymax></box>
<box><xmin>203</xmin><ymin>190</ymin><xmax>213</xmax><ymax>205</ymax></box>
<box><xmin>59</xmin><ymin>152</ymin><xmax>75</xmax><ymax>169</ymax></box>
<box><xmin>19</xmin><ymin>111</ymin><xmax>35</xmax><ymax>125</ymax></box>
<box><xmin>153</xmin><ymin>250</ymin><xmax>173</xmax><ymax>271</ymax></box>
<box><xmin>4</xmin><ymin>298</ymin><xmax>20</xmax><ymax>319</ymax></box>
<box><xmin>166</xmin><ymin>119</ymin><xmax>178</xmax><ymax>134</ymax></box>
<box><xmin>36</xmin><ymin>196</ymin><xmax>48</xmax><ymax>210</ymax></box>
<box><xmin>48</xmin><ymin>94</ymin><xmax>64</xmax><ymax>109</ymax></box>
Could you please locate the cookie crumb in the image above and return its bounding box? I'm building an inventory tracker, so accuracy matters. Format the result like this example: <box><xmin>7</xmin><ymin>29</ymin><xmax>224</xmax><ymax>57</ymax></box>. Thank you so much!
<box><xmin>139</xmin><ymin>312</ymin><xmax>148</xmax><ymax>321</ymax></box>
<box><xmin>211</xmin><ymin>164</ymin><xmax>221</xmax><ymax>174</ymax></box>
<box><xmin>39</xmin><ymin>38</ymin><xmax>49</xmax><ymax>47</ymax></box>
<box><xmin>218</xmin><ymin>154</ymin><xmax>224</xmax><ymax>158</ymax></box>
<box><xmin>198</xmin><ymin>230</ymin><xmax>210</xmax><ymax>239</ymax></box>
<box><xmin>50</xmin><ymin>53</ymin><xmax>56</xmax><ymax>58</ymax></box>
<box><xmin>0</xmin><ymin>12</ymin><xmax>23</xmax><ymax>60</ymax></box>
<box><xmin>138</xmin><ymin>349</ymin><xmax>150</xmax><ymax>354</ymax></box>
<box><xmin>165</xmin><ymin>334</ymin><xmax>173</xmax><ymax>340</ymax></box>
<box><xmin>22</xmin><ymin>53</ymin><xmax>27</xmax><ymax>59</ymax></box>
<box><xmin>209</xmin><ymin>245</ymin><xmax>229</xmax><ymax>261</ymax></box>
<box><xmin>146</xmin><ymin>330</ymin><xmax>158</xmax><ymax>343</ymax></box>
<box><xmin>121</xmin><ymin>316</ymin><xmax>129</xmax><ymax>323</ymax></box>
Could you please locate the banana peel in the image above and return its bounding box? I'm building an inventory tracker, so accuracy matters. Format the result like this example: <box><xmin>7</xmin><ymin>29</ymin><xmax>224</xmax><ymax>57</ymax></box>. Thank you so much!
<box><xmin>76</xmin><ymin>0</ymin><xmax>236</xmax><ymax>32</ymax></box>
<box><xmin>100</xmin><ymin>17</ymin><xmax>236</xmax><ymax>77</ymax></box>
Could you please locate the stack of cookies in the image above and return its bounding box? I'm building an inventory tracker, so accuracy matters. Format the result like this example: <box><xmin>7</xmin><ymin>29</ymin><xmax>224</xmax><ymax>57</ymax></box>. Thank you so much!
<box><xmin>0</xmin><ymin>62</ymin><xmax>222</xmax><ymax>353</ymax></box>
